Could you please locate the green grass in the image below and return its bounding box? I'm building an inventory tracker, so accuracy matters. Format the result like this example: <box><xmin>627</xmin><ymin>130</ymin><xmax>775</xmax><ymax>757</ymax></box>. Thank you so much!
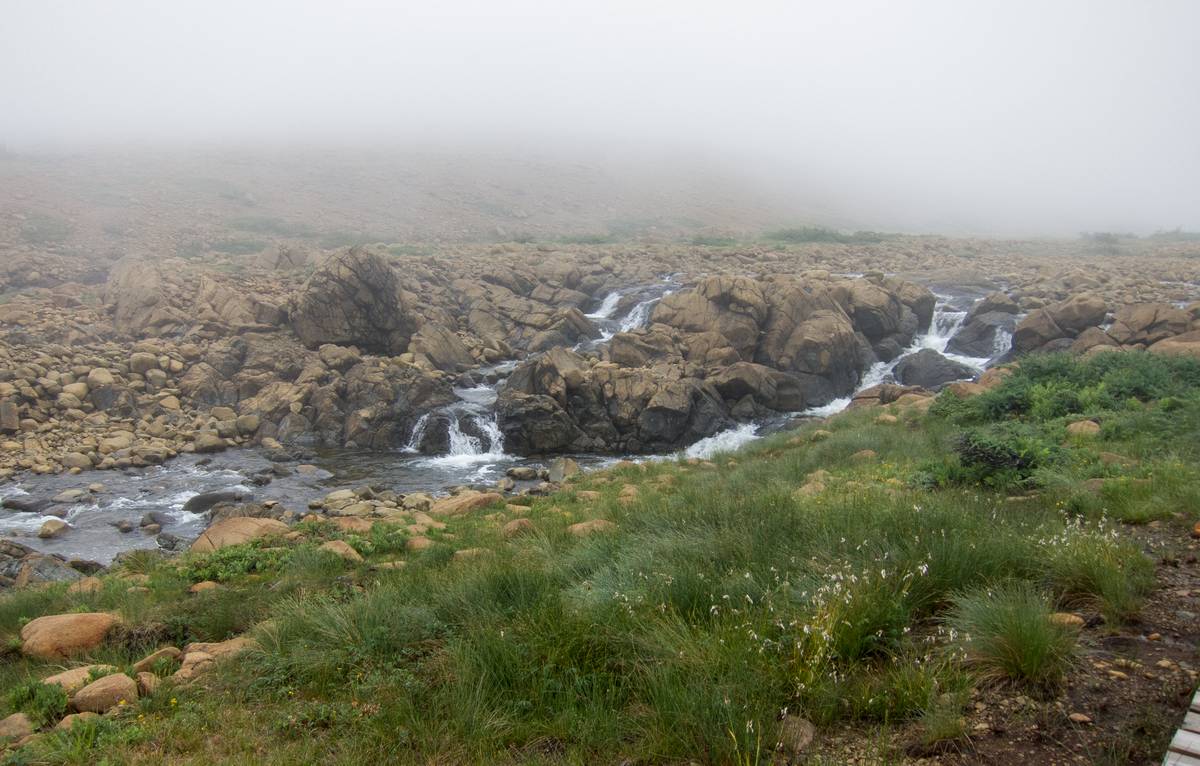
<box><xmin>0</xmin><ymin>351</ymin><xmax>1196</xmax><ymax>763</ymax></box>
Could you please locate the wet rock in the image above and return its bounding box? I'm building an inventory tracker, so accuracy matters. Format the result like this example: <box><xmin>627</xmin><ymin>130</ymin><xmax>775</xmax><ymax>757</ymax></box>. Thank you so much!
<box><xmin>182</xmin><ymin>490</ymin><xmax>251</xmax><ymax>514</ymax></box>
<box><xmin>193</xmin><ymin>433</ymin><xmax>227</xmax><ymax>454</ymax></box>
<box><xmin>38</xmin><ymin>519</ymin><xmax>69</xmax><ymax>539</ymax></box>
<box><xmin>548</xmin><ymin>457</ymin><xmax>580</xmax><ymax>483</ymax></box>
<box><xmin>966</xmin><ymin>291</ymin><xmax>1019</xmax><ymax>320</ymax></box>
<box><xmin>2</xmin><ymin>496</ymin><xmax>52</xmax><ymax>514</ymax></box>
<box><xmin>946</xmin><ymin>311</ymin><xmax>1018</xmax><ymax>358</ymax></box>
<box><xmin>893</xmin><ymin>349</ymin><xmax>976</xmax><ymax>390</ymax></box>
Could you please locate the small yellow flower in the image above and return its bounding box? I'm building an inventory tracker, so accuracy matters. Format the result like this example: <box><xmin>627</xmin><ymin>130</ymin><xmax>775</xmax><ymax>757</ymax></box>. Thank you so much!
<box><xmin>170</xmin><ymin>698</ymin><xmax>177</xmax><ymax>706</ymax></box>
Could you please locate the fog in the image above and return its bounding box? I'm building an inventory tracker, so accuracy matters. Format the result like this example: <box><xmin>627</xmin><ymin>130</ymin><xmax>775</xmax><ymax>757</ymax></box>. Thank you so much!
<box><xmin>3</xmin><ymin>0</ymin><xmax>1199</xmax><ymax>235</ymax></box>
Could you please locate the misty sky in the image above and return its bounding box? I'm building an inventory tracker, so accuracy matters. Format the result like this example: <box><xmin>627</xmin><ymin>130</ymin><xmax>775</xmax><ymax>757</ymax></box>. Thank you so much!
<box><xmin>3</xmin><ymin>0</ymin><xmax>1199</xmax><ymax>235</ymax></box>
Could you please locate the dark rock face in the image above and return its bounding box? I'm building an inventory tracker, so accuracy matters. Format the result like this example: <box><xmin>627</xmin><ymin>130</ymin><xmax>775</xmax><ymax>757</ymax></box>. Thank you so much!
<box><xmin>894</xmin><ymin>349</ymin><xmax>977</xmax><ymax>390</ymax></box>
<box><xmin>497</xmin><ymin>348</ymin><xmax>735</xmax><ymax>454</ymax></box>
<box><xmin>290</xmin><ymin>247</ymin><xmax>417</xmax><ymax>354</ymax></box>
<box><xmin>946</xmin><ymin>311</ymin><xmax>1018</xmax><ymax>358</ymax></box>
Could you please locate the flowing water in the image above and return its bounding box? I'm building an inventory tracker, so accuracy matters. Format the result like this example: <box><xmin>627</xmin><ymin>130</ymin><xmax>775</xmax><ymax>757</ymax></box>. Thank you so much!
<box><xmin>0</xmin><ymin>281</ymin><xmax>1006</xmax><ymax>563</ymax></box>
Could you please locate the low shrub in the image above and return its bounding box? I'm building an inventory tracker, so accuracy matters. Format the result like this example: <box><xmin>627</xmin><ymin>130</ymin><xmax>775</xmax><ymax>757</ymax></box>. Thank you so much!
<box><xmin>7</xmin><ymin>679</ymin><xmax>68</xmax><ymax>727</ymax></box>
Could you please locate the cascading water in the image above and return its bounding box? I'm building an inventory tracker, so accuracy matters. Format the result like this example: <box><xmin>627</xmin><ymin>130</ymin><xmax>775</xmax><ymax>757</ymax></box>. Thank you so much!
<box><xmin>795</xmin><ymin>292</ymin><xmax>997</xmax><ymax>419</ymax></box>
<box><xmin>423</xmin><ymin>384</ymin><xmax>508</xmax><ymax>469</ymax></box>
<box><xmin>401</xmin><ymin>412</ymin><xmax>430</xmax><ymax>454</ymax></box>
<box><xmin>585</xmin><ymin>291</ymin><xmax>622</xmax><ymax>320</ymax></box>
<box><xmin>618</xmin><ymin>296</ymin><xmax>662</xmax><ymax>332</ymax></box>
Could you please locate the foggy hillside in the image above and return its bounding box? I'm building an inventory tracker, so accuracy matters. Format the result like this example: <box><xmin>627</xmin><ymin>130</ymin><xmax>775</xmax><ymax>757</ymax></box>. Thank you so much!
<box><xmin>0</xmin><ymin>147</ymin><xmax>813</xmax><ymax>247</ymax></box>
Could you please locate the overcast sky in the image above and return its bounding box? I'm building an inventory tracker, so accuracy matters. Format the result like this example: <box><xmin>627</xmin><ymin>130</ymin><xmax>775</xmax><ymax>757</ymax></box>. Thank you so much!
<box><xmin>3</xmin><ymin>0</ymin><xmax>1198</xmax><ymax>234</ymax></box>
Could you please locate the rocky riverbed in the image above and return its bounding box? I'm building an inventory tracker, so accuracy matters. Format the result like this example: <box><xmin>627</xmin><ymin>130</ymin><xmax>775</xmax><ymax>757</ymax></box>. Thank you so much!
<box><xmin>2</xmin><ymin>230</ymin><xmax>1199</xmax><ymax>580</ymax></box>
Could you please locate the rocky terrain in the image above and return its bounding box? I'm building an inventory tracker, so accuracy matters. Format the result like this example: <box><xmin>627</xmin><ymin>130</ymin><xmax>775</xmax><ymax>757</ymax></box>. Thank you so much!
<box><xmin>0</xmin><ymin>149</ymin><xmax>1199</xmax><ymax>587</ymax></box>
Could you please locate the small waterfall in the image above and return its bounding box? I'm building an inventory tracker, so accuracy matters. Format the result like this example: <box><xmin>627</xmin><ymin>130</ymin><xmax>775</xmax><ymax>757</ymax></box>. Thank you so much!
<box><xmin>991</xmin><ymin>328</ymin><xmax>1013</xmax><ymax>358</ymax></box>
<box><xmin>921</xmin><ymin>309</ymin><xmax>968</xmax><ymax>353</ymax></box>
<box><xmin>618</xmin><ymin>289</ymin><xmax>673</xmax><ymax>332</ymax></box>
<box><xmin>401</xmin><ymin>413</ymin><xmax>430</xmax><ymax>454</ymax></box>
<box><xmin>800</xmin><ymin>295</ymin><xmax>987</xmax><ymax>418</ymax></box>
<box><xmin>585</xmin><ymin>291</ymin><xmax>622</xmax><ymax>319</ymax></box>
<box><xmin>422</xmin><ymin>384</ymin><xmax>508</xmax><ymax>467</ymax></box>
<box><xmin>683</xmin><ymin>423</ymin><xmax>760</xmax><ymax>459</ymax></box>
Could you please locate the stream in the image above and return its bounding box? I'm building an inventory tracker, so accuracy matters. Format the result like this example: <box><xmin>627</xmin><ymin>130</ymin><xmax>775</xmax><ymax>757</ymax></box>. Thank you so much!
<box><xmin>0</xmin><ymin>280</ymin><xmax>1007</xmax><ymax>564</ymax></box>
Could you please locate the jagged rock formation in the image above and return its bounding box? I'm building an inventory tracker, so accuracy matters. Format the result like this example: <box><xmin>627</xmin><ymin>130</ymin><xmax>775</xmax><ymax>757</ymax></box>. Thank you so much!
<box><xmin>497</xmin><ymin>274</ymin><xmax>936</xmax><ymax>454</ymax></box>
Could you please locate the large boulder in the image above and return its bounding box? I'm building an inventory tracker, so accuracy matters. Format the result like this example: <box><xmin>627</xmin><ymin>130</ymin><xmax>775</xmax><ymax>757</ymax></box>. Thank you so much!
<box><xmin>189</xmin><ymin>517</ymin><xmax>289</xmax><ymax>553</ymax></box>
<box><xmin>966</xmin><ymin>291</ymin><xmax>1019</xmax><ymax>321</ymax></box>
<box><xmin>409</xmin><ymin>324</ymin><xmax>475</xmax><ymax>372</ymax></box>
<box><xmin>1011</xmin><ymin>308</ymin><xmax>1064</xmax><ymax>353</ymax></box>
<box><xmin>71</xmin><ymin>673</ymin><xmax>138</xmax><ymax>713</ymax></box>
<box><xmin>754</xmin><ymin>282</ymin><xmax>865</xmax><ymax>404</ymax></box>
<box><xmin>1107</xmin><ymin>303</ymin><xmax>1190</xmax><ymax>346</ymax></box>
<box><xmin>946</xmin><ymin>311</ymin><xmax>1018</xmax><ymax>358</ymax></box>
<box><xmin>894</xmin><ymin>349</ymin><xmax>976</xmax><ymax>390</ymax></box>
<box><xmin>1013</xmin><ymin>294</ymin><xmax>1108</xmax><ymax>354</ymax></box>
<box><xmin>1149</xmin><ymin>330</ymin><xmax>1200</xmax><ymax>359</ymax></box>
<box><xmin>20</xmin><ymin>613</ymin><xmax>117</xmax><ymax>659</ymax></box>
<box><xmin>429</xmin><ymin>491</ymin><xmax>503</xmax><ymax>517</ymax></box>
<box><xmin>651</xmin><ymin>276</ymin><xmax>767</xmax><ymax>360</ymax></box>
<box><xmin>1046</xmin><ymin>294</ymin><xmax>1108</xmax><ymax>334</ymax></box>
<box><xmin>103</xmin><ymin>256</ymin><xmax>188</xmax><ymax>336</ymax></box>
<box><xmin>290</xmin><ymin>247</ymin><xmax>416</xmax><ymax>354</ymax></box>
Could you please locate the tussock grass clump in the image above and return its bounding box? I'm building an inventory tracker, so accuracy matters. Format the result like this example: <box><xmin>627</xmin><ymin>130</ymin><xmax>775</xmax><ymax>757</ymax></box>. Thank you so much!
<box><xmin>948</xmin><ymin>582</ymin><xmax>1077</xmax><ymax>689</ymax></box>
